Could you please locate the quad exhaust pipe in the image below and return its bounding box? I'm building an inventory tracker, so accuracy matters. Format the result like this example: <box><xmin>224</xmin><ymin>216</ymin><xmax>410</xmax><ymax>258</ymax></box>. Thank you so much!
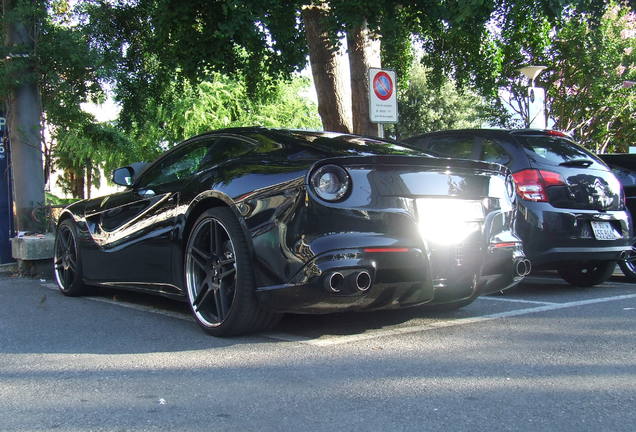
<box><xmin>355</xmin><ymin>270</ymin><xmax>372</xmax><ymax>292</ymax></box>
<box><xmin>323</xmin><ymin>270</ymin><xmax>373</xmax><ymax>294</ymax></box>
<box><xmin>514</xmin><ymin>258</ymin><xmax>532</xmax><ymax>277</ymax></box>
<box><xmin>324</xmin><ymin>272</ymin><xmax>344</xmax><ymax>293</ymax></box>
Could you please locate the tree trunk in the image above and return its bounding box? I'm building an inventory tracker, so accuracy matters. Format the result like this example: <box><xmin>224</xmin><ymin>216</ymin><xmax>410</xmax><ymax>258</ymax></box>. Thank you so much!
<box><xmin>86</xmin><ymin>162</ymin><xmax>92</xmax><ymax>199</ymax></box>
<box><xmin>347</xmin><ymin>22</ymin><xmax>381</xmax><ymax>136</ymax></box>
<box><xmin>72</xmin><ymin>170</ymin><xmax>85</xmax><ymax>200</ymax></box>
<box><xmin>4</xmin><ymin>0</ymin><xmax>46</xmax><ymax>232</ymax></box>
<box><xmin>302</xmin><ymin>3</ymin><xmax>352</xmax><ymax>133</ymax></box>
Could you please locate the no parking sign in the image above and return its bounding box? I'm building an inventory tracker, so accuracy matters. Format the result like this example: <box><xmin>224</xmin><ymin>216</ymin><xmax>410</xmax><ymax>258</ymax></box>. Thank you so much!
<box><xmin>369</xmin><ymin>68</ymin><xmax>398</xmax><ymax>123</ymax></box>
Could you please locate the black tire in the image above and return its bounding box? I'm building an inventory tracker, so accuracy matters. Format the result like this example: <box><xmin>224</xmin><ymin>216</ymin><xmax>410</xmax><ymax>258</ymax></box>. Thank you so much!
<box><xmin>618</xmin><ymin>242</ymin><xmax>636</xmax><ymax>281</ymax></box>
<box><xmin>184</xmin><ymin>207</ymin><xmax>281</xmax><ymax>336</ymax></box>
<box><xmin>557</xmin><ymin>261</ymin><xmax>616</xmax><ymax>287</ymax></box>
<box><xmin>53</xmin><ymin>219</ymin><xmax>87</xmax><ymax>296</ymax></box>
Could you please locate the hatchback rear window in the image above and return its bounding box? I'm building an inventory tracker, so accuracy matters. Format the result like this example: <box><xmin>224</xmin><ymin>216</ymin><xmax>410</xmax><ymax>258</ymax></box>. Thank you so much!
<box><xmin>517</xmin><ymin>135</ymin><xmax>605</xmax><ymax>169</ymax></box>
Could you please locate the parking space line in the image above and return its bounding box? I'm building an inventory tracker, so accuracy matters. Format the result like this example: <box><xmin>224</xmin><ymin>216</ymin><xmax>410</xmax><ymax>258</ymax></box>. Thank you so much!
<box><xmin>480</xmin><ymin>296</ymin><xmax>557</xmax><ymax>305</ymax></box>
<box><xmin>292</xmin><ymin>293</ymin><xmax>636</xmax><ymax>347</ymax></box>
<box><xmin>42</xmin><ymin>283</ymin><xmax>194</xmax><ymax>322</ymax></box>
<box><xmin>40</xmin><ymin>282</ymin><xmax>636</xmax><ymax>346</ymax></box>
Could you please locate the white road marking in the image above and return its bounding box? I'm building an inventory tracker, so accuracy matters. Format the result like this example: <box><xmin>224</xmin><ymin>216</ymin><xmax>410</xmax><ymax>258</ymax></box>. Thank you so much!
<box><xmin>41</xmin><ymin>282</ymin><xmax>636</xmax><ymax>346</ymax></box>
<box><xmin>480</xmin><ymin>296</ymin><xmax>556</xmax><ymax>305</ymax></box>
<box><xmin>287</xmin><ymin>293</ymin><xmax>636</xmax><ymax>347</ymax></box>
<box><xmin>42</xmin><ymin>282</ymin><xmax>193</xmax><ymax>322</ymax></box>
<box><xmin>524</xmin><ymin>275</ymin><xmax>635</xmax><ymax>288</ymax></box>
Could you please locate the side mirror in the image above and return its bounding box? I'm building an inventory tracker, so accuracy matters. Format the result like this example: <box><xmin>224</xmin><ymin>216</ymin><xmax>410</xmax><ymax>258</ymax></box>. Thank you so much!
<box><xmin>112</xmin><ymin>167</ymin><xmax>134</xmax><ymax>186</ymax></box>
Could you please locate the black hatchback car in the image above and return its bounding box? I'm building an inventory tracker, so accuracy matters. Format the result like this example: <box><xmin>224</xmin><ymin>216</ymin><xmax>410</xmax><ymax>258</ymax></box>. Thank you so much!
<box><xmin>597</xmin><ymin>153</ymin><xmax>636</xmax><ymax>280</ymax></box>
<box><xmin>403</xmin><ymin>129</ymin><xmax>632</xmax><ymax>286</ymax></box>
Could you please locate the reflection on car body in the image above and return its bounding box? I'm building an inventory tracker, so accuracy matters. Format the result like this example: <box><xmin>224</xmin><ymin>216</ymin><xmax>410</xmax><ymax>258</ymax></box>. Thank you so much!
<box><xmin>55</xmin><ymin>128</ymin><xmax>527</xmax><ymax>336</ymax></box>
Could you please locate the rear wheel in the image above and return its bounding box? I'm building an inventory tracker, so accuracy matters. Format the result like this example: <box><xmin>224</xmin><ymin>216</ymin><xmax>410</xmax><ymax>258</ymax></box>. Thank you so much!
<box><xmin>617</xmin><ymin>242</ymin><xmax>636</xmax><ymax>281</ymax></box>
<box><xmin>54</xmin><ymin>220</ymin><xmax>87</xmax><ymax>296</ymax></box>
<box><xmin>184</xmin><ymin>207</ymin><xmax>280</xmax><ymax>336</ymax></box>
<box><xmin>557</xmin><ymin>261</ymin><xmax>616</xmax><ymax>287</ymax></box>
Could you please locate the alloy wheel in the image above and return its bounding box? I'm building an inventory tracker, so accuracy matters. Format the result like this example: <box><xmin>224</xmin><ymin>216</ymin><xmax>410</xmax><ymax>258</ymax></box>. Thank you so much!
<box><xmin>54</xmin><ymin>224</ymin><xmax>79</xmax><ymax>291</ymax></box>
<box><xmin>618</xmin><ymin>242</ymin><xmax>636</xmax><ymax>280</ymax></box>
<box><xmin>185</xmin><ymin>217</ymin><xmax>238</xmax><ymax>327</ymax></box>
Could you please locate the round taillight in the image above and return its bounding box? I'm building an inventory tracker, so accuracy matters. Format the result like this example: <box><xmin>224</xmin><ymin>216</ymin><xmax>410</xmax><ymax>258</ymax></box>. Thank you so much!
<box><xmin>310</xmin><ymin>164</ymin><xmax>351</xmax><ymax>202</ymax></box>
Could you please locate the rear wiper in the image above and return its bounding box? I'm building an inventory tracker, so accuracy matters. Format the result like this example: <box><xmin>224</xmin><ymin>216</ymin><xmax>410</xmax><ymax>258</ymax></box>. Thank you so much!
<box><xmin>559</xmin><ymin>159</ymin><xmax>593</xmax><ymax>167</ymax></box>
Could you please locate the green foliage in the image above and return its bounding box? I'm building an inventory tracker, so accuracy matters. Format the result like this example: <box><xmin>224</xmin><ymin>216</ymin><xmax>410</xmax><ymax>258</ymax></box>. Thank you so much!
<box><xmin>386</xmin><ymin>63</ymin><xmax>490</xmax><ymax>139</ymax></box>
<box><xmin>52</xmin><ymin>117</ymin><xmax>138</xmax><ymax>197</ymax></box>
<box><xmin>45</xmin><ymin>192</ymin><xmax>78</xmax><ymax>206</ymax></box>
<box><xmin>1</xmin><ymin>1</ymin><xmax>106</xmax><ymax>123</ymax></box>
<box><xmin>79</xmin><ymin>0</ymin><xmax>311</xmax><ymax>129</ymax></box>
<box><xmin>548</xmin><ymin>2</ymin><xmax>636</xmax><ymax>152</ymax></box>
<box><xmin>467</xmin><ymin>1</ymin><xmax>634</xmax><ymax>151</ymax></box>
<box><xmin>125</xmin><ymin>74</ymin><xmax>322</xmax><ymax>154</ymax></box>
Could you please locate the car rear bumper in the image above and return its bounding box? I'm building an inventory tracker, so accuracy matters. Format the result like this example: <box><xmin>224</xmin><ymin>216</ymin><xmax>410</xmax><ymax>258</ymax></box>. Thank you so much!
<box><xmin>517</xmin><ymin>202</ymin><xmax>632</xmax><ymax>267</ymax></box>
<box><xmin>255</xmin><ymin>241</ymin><xmax>527</xmax><ymax>313</ymax></box>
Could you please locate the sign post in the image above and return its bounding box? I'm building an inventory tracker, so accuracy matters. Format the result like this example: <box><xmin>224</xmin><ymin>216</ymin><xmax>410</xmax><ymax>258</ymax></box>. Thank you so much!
<box><xmin>368</xmin><ymin>68</ymin><xmax>398</xmax><ymax>138</ymax></box>
<box><xmin>528</xmin><ymin>86</ymin><xmax>546</xmax><ymax>129</ymax></box>
<box><xmin>0</xmin><ymin>114</ymin><xmax>14</xmax><ymax>263</ymax></box>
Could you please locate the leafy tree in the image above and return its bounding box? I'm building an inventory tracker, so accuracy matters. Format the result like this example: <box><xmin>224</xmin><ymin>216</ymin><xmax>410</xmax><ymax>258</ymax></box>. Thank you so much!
<box><xmin>387</xmin><ymin>63</ymin><xmax>491</xmax><ymax>140</ymax></box>
<box><xmin>52</xmin><ymin>117</ymin><xmax>135</xmax><ymax>199</ymax></box>
<box><xmin>1</xmin><ymin>1</ymin><xmax>140</xmax><ymax>200</ymax></box>
<box><xmin>125</xmin><ymin>73</ymin><xmax>322</xmax><ymax>155</ymax></box>
<box><xmin>548</xmin><ymin>2</ymin><xmax>635</xmax><ymax>152</ymax></box>
<box><xmin>80</xmin><ymin>1</ymin><xmax>501</xmax><ymax>136</ymax></box>
<box><xmin>474</xmin><ymin>1</ymin><xmax>635</xmax><ymax>152</ymax></box>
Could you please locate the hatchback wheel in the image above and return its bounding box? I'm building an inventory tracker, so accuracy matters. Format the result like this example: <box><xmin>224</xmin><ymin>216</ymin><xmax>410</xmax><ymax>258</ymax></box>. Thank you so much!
<box><xmin>185</xmin><ymin>207</ymin><xmax>280</xmax><ymax>336</ymax></box>
<box><xmin>617</xmin><ymin>242</ymin><xmax>636</xmax><ymax>281</ymax></box>
<box><xmin>54</xmin><ymin>220</ymin><xmax>87</xmax><ymax>296</ymax></box>
<box><xmin>557</xmin><ymin>261</ymin><xmax>616</xmax><ymax>287</ymax></box>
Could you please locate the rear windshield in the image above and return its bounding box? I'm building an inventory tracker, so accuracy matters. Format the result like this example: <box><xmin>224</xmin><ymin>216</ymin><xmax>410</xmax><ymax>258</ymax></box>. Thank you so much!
<box><xmin>517</xmin><ymin>135</ymin><xmax>605</xmax><ymax>169</ymax></box>
<box><xmin>249</xmin><ymin>130</ymin><xmax>432</xmax><ymax>159</ymax></box>
<box><xmin>289</xmin><ymin>131</ymin><xmax>427</xmax><ymax>157</ymax></box>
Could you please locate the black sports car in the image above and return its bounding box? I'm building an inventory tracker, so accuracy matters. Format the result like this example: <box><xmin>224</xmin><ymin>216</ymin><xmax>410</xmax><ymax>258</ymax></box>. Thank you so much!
<box><xmin>54</xmin><ymin>128</ymin><xmax>528</xmax><ymax>336</ymax></box>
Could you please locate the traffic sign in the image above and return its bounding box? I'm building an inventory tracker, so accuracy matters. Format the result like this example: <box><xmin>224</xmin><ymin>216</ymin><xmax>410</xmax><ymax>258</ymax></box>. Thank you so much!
<box><xmin>369</xmin><ymin>68</ymin><xmax>397</xmax><ymax>123</ymax></box>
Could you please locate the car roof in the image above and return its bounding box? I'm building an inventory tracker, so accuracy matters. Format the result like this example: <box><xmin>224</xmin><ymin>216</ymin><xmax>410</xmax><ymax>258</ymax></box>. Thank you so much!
<box><xmin>177</xmin><ymin>126</ymin><xmax>428</xmax><ymax>157</ymax></box>
<box><xmin>405</xmin><ymin>128</ymin><xmax>572</xmax><ymax>140</ymax></box>
<box><xmin>191</xmin><ymin>126</ymin><xmax>403</xmax><ymax>143</ymax></box>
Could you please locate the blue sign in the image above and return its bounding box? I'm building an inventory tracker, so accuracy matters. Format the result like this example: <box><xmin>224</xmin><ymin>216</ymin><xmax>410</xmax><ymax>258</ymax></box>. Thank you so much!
<box><xmin>0</xmin><ymin>114</ymin><xmax>14</xmax><ymax>263</ymax></box>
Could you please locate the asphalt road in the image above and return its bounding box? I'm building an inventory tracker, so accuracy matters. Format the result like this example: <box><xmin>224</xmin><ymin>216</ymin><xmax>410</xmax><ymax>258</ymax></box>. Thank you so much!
<box><xmin>1</xmin><ymin>272</ymin><xmax>635</xmax><ymax>432</ymax></box>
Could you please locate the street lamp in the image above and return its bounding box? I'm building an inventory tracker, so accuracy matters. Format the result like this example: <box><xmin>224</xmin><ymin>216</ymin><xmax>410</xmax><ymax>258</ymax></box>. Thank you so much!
<box><xmin>518</xmin><ymin>66</ymin><xmax>547</xmax><ymax>87</ymax></box>
<box><xmin>518</xmin><ymin>66</ymin><xmax>547</xmax><ymax>129</ymax></box>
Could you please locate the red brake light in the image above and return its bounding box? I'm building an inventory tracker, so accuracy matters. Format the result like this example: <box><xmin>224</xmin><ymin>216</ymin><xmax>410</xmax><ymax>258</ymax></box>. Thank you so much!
<box><xmin>511</xmin><ymin>169</ymin><xmax>565</xmax><ymax>202</ymax></box>
<box><xmin>364</xmin><ymin>248</ymin><xmax>409</xmax><ymax>253</ymax></box>
<box><xmin>539</xmin><ymin>170</ymin><xmax>565</xmax><ymax>186</ymax></box>
<box><xmin>546</xmin><ymin>130</ymin><xmax>567</xmax><ymax>137</ymax></box>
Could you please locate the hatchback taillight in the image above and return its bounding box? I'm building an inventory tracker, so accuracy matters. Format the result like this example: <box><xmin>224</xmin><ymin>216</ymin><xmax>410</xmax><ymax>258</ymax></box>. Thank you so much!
<box><xmin>511</xmin><ymin>169</ymin><xmax>566</xmax><ymax>202</ymax></box>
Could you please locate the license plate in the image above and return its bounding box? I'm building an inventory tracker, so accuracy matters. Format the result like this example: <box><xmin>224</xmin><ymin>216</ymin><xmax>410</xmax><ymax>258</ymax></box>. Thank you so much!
<box><xmin>590</xmin><ymin>221</ymin><xmax>617</xmax><ymax>240</ymax></box>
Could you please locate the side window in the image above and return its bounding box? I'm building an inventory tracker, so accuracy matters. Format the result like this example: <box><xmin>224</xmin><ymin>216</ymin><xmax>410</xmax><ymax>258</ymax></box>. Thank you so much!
<box><xmin>428</xmin><ymin>136</ymin><xmax>475</xmax><ymax>159</ymax></box>
<box><xmin>137</xmin><ymin>140</ymin><xmax>212</xmax><ymax>188</ymax></box>
<box><xmin>198</xmin><ymin>137</ymin><xmax>254</xmax><ymax>170</ymax></box>
<box><xmin>481</xmin><ymin>139</ymin><xmax>511</xmax><ymax>165</ymax></box>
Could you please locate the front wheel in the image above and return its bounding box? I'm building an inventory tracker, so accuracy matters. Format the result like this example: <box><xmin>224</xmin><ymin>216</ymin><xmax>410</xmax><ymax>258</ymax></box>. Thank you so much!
<box><xmin>618</xmin><ymin>243</ymin><xmax>636</xmax><ymax>281</ymax></box>
<box><xmin>184</xmin><ymin>207</ymin><xmax>280</xmax><ymax>336</ymax></box>
<box><xmin>557</xmin><ymin>261</ymin><xmax>616</xmax><ymax>287</ymax></box>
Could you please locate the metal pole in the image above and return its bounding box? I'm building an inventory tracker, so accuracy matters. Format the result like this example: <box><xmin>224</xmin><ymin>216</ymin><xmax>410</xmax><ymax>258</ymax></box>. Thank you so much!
<box><xmin>5</xmin><ymin>0</ymin><xmax>45</xmax><ymax>233</ymax></box>
<box><xmin>377</xmin><ymin>123</ymin><xmax>384</xmax><ymax>139</ymax></box>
